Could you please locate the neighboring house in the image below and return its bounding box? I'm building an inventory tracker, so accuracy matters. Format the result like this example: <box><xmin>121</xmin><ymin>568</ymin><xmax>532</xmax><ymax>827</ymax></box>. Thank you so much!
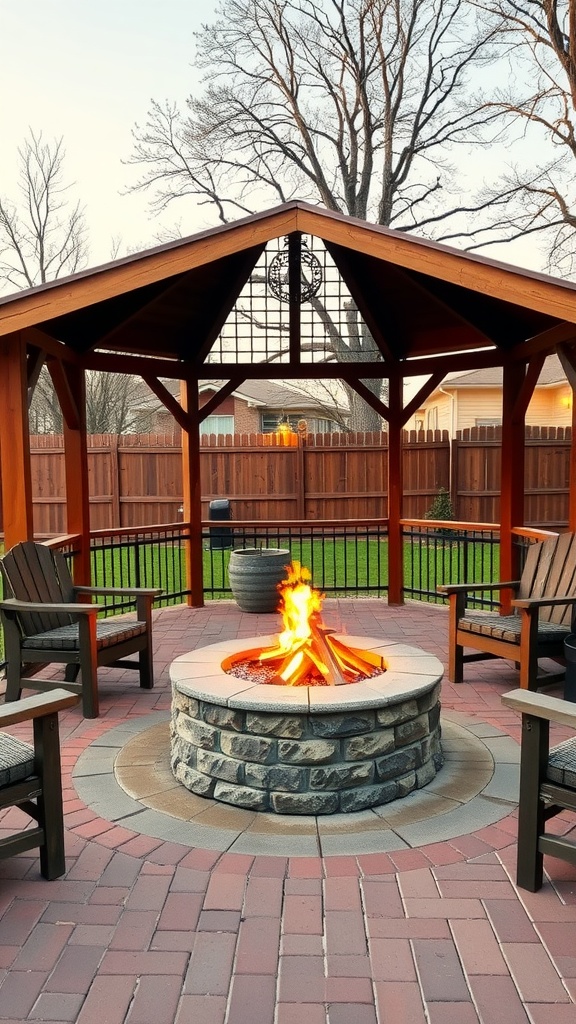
<box><xmin>408</xmin><ymin>354</ymin><xmax>572</xmax><ymax>437</ymax></box>
<box><xmin>131</xmin><ymin>379</ymin><xmax>348</xmax><ymax>435</ymax></box>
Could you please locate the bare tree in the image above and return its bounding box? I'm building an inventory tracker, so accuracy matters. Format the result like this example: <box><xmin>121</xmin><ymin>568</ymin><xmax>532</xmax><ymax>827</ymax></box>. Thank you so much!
<box><xmin>0</xmin><ymin>131</ymin><xmax>88</xmax><ymax>292</ymax></box>
<box><xmin>29</xmin><ymin>366</ymin><xmax>142</xmax><ymax>436</ymax></box>
<box><xmin>444</xmin><ymin>1</ymin><xmax>576</xmax><ymax>274</ymax></box>
<box><xmin>129</xmin><ymin>0</ymin><xmax>499</xmax><ymax>428</ymax></box>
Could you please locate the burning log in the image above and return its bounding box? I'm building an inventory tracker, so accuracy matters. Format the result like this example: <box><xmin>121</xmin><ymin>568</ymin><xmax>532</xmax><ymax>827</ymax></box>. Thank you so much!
<box><xmin>241</xmin><ymin>562</ymin><xmax>385</xmax><ymax>687</ymax></box>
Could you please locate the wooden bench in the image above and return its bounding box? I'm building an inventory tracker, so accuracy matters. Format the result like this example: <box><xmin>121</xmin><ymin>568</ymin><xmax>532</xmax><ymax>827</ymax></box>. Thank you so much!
<box><xmin>0</xmin><ymin>541</ymin><xmax>162</xmax><ymax>718</ymax></box>
<box><xmin>439</xmin><ymin>532</ymin><xmax>576</xmax><ymax>691</ymax></box>
<box><xmin>502</xmin><ymin>688</ymin><xmax>576</xmax><ymax>891</ymax></box>
<box><xmin>0</xmin><ymin>689</ymin><xmax>79</xmax><ymax>879</ymax></box>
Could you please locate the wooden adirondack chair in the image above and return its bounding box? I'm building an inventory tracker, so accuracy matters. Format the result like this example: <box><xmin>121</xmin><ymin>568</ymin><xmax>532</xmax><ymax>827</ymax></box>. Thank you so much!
<box><xmin>501</xmin><ymin>688</ymin><xmax>576</xmax><ymax>891</ymax></box>
<box><xmin>0</xmin><ymin>688</ymin><xmax>79</xmax><ymax>879</ymax></box>
<box><xmin>439</xmin><ymin>532</ymin><xmax>576</xmax><ymax>691</ymax></box>
<box><xmin>0</xmin><ymin>542</ymin><xmax>162</xmax><ymax>719</ymax></box>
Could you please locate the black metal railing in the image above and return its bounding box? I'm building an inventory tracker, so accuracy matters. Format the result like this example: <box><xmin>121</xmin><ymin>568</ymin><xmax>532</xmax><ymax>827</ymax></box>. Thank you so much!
<box><xmin>402</xmin><ymin>521</ymin><xmax>501</xmax><ymax>609</ymax></box>
<box><xmin>203</xmin><ymin>519</ymin><xmax>389</xmax><ymax>598</ymax></box>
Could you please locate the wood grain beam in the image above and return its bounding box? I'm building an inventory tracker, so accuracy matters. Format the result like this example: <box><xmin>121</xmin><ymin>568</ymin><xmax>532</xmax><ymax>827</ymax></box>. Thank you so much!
<box><xmin>402</xmin><ymin>371</ymin><xmax>446</xmax><ymax>425</ymax></box>
<box><xmin>48</xmin><ymin>359</ymin><xmax>80</xmax><ymax>431</ymax></box>
<box><xmin>0</xmin><ymin>333</ymin><xmax>34</xmax><ymax>544</ymax></box>
<box><xmin>200</xmin><ymin>377</ymin><xmax>245</xmax><ymax>421</ymax></box>
<box><xmin>141</xmin><ymin>375</ymin><xmax>194</xmax><ymax>433</ymax></box>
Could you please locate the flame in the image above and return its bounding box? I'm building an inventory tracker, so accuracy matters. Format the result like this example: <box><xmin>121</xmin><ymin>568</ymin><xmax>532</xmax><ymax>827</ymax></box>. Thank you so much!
<box><xmin>248</xmin><ymin>561</ymin><xmax>384</xmax><ymax>686</ymax></box>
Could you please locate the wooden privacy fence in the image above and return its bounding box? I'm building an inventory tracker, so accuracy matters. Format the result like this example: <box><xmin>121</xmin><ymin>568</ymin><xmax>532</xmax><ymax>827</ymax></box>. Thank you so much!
<box><xmin>4</xmin><ymin>426</ymin><xmax>571</xmax><ymax>537</ymax></box>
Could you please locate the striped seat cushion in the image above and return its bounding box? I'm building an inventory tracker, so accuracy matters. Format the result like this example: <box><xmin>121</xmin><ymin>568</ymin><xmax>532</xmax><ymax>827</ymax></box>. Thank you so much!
<box><xmin>22</xmin><ymin>619</ymin><xmax>146</xmax><ymax>652</ymax></box>
<box><xmin>547</xmin><ymin>737</ymin><xmax>576</xmax><ymax>788</ymax></box>
<box><xmin>459</xmin><ymin>614</ymin><xmax>569</xmax><ymax>645</ymax></box>
<box><xmin>0</xmin><ymin>734</ymin><xmax>35</xmax><ymax>786</ymax></box>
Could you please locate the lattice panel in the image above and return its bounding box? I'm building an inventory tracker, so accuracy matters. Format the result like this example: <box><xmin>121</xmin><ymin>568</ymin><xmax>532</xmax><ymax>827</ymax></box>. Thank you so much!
<box><xmin>204</xmin><ymin>234</ymin><xmax>382</xmax><ymax>367</ymax></box>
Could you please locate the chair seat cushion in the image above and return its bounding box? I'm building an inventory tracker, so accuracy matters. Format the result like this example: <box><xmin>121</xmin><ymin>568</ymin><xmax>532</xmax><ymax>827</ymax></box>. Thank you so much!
<box><xmin>22</xmin><ymin>618</ymin><xmax>147</xmax><ymax>652</ymax></box>
<box><xmin>459</xmin><ymin>614</ymin><xmax>569</xmax><ymax>645</ymax></box>
<box><xmin>548</xmin><ymin>736</ymin><xmax>576</xmax><ymax>788</ymax></box>
<box><xmin>0</xmin><ymin>734</ymin><xmax>35</xmax><ymax>786</ymax></box>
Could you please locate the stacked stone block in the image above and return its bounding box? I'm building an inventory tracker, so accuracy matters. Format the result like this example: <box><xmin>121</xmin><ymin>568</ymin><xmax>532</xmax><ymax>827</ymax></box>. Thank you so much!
<box><xmin>171</xmin><ymin>682</ymin><xmax>443</xmax><ymax>814</ymax></box>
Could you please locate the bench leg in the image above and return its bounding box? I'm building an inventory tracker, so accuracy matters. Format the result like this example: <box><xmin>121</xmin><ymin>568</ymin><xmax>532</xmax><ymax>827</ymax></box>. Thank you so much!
<box><xmin>139</xmin><ymin>642</ymin><xmax>154</xmax><ymax>689</ymax></box>
<box><xmin>34</xmin><ymin>712</ymin><xmax>66</xmax><ymax>880</ymax></box>
<box><xmin>516</xmin><ymin>713</ymin><xmax>547</xmax><ymax>892</ymax></box>
<box><xmin>78</xmin><ymin>618</ymin><xmax>99</xmax><ymax>718</ymax></box>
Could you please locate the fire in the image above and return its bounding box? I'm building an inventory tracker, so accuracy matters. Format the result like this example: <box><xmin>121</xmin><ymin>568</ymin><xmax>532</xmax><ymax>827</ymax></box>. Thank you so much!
<box><xmin>250</xmin><ymin>561</ymin><xmax>384</xmax><ymax>686</ymax></box>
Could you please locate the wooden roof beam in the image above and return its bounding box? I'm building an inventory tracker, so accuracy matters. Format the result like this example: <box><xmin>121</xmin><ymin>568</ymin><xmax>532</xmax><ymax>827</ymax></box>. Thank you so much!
<box><xmin>199</xmin><ymin>377</ymin><xmax>246</xmax><ymax>421</ymax></box>
<box><xmin>47</xmin><ymin>359</ymin><xmax>80</xmax><ymax>431</ymax></box>
<box><xmin>402</xmin><ymin>371</ymin><xmax>446</xmax><ymax>425</ymax></box>
<box><xmin>141</xmin><ymin>374</ymin><xmax>194</xmax><ymax>434</ymax></box>
<box><xmin>22</xmin><ymin>326</ymin><xmax>79</xmax><ymax>363</ymax></box>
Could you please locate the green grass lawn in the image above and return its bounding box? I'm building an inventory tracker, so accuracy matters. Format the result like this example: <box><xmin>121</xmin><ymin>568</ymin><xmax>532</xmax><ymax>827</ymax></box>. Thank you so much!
<box><xmin>0</xmin><ymin>536</ymin><xmax>500</xmax><ymax>664</ymax></box>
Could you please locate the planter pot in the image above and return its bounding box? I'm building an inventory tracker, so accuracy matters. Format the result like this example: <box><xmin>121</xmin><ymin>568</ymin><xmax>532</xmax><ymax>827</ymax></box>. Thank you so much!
<box><xmin>228</xmin><ymin>547</ymin><xmax>290</xmax><ymax>613</ymax></box>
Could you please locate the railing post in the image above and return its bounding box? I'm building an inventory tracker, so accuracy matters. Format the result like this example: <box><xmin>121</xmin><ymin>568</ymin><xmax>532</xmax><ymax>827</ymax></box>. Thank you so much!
<box><xmin>387</xmin><ymin>372</ymin><xmax>404</xmax><ymax>605</ymax></box>
<box><xmin>181</xmin><ymin>380</ymin><xmax>204</xmax><ymax>607</ymax></box>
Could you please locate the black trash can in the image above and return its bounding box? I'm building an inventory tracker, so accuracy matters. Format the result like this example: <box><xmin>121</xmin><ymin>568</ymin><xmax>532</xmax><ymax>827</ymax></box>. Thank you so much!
<box><xmin>208</xmin><ymin>498</ymin><xmax>233</xmax><ymax>549</ymax></box>
<box><xmin>564</xmin><ymin>634</ymin><xmax>576</xmax><ymax>702</ymax></box>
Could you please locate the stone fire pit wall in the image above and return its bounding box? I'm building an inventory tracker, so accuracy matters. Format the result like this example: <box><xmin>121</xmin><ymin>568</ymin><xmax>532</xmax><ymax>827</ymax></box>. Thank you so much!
<box><xmin>170</xmin><ymin>637</ymin><xmax>444</xmax><ymax>815</ymax></box>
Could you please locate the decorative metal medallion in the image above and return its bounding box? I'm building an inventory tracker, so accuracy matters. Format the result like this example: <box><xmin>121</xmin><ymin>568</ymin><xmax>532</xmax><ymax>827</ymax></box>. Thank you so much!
<box><xmin>267</xmin><ymin>236</ymin><xmax>323</xmax><ymax>304</ymax></box>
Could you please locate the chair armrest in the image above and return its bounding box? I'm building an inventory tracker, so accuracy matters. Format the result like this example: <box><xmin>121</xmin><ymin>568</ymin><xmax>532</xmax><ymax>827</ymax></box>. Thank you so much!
<box><xmin>0</xmin><ymin>598</ymin><xmax>103</xmax><ymax>615</ymax></box>
<box><xmin>74</xmin><ymin>586</ymin><xmax>163</xmax><ymax>599</ymax></box>
<box><xmin>438</xmin><ymin>580</ymin><xmax>519</xmax><ymax>596</ymax></box>
<box><xmin>502</xmin><ymin>688</ymin><xmax>576</xmax><ymax>728</ymax></box>
<box><xmin>512</xmin><ymin>594</ymin><xmax>576</xmax><ymax>610</ymax></box>
<box><xmin>0</xmin><ymin>688</ymin><xmax>80</xmax><ymax>726</ymax></box>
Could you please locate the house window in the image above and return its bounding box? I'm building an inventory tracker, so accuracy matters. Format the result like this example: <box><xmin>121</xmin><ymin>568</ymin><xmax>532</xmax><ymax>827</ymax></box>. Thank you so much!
<box><xmin>201</xmin><ymin>415</ymin><xmax>234</xmax><ymax>435</ymax></box>
<box><xmin>261</xmin><ymin>414</ymin><xmax>300</xmax><ymax>433</ymax></box>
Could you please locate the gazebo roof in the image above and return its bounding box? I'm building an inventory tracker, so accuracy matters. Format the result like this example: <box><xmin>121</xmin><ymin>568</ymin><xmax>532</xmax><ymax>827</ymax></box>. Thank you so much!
<box><xmin>1</xmin><ymin>201</ymin><xmax>575</xmax><ymax>378</ymax></box>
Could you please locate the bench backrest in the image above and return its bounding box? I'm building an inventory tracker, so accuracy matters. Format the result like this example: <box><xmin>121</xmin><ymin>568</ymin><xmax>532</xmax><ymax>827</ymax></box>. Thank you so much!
<box><xmin>0</xmin><ymin>542</ymin><xmax>75</xmax><ymax>636</ymax></box>
<box><xmin>518</xmin><ymin>532</ymin><xmax>576</xmax><ymax>625</ymax></box>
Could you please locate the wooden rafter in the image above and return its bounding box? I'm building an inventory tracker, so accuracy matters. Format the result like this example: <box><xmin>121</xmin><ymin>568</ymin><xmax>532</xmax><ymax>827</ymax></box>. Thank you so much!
<box><xmin>47</xmin><ymin>359</ymin><xmax>80</xmax><ymax>431</ymax></box>
<box><xmin>198</xmin><ymin>377</ymin><xmax>245</xmax><ymax>421</ymax></box>
<box><xmin>402</xmin><ymin>372</ymin><xmax>446</xmax><ymax>426</ymax></box>
<box><xmin>141</xmin><ymin>375</ymin><xmax>194</xmax><ymax>433</ymax></box>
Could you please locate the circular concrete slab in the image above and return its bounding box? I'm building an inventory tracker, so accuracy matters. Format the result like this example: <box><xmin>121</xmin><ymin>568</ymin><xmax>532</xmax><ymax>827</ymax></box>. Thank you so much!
<box><xmin>72</xmin><ymin>709</ymin><xmax>520</xmax><ymax>857</ymax></box>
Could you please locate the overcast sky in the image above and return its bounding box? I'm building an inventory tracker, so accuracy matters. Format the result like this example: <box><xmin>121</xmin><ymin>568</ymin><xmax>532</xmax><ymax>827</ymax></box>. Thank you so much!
<box><xmin>1</xmin><ymin>0</ymin><xmax>548</xmax><ymax>279</ymax></box>
<box><xmin>0</xmin><ymin>1</ymin><xmax>217</xmax><ymax>268</ymax></box>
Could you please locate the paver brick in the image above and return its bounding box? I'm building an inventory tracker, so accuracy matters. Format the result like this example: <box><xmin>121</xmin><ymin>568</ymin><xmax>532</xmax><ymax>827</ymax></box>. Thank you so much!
<box><xmin>175</xmin><ymin>994</ymin><xmax>226</xmax><ymax>1024</ymax></box>
<box><xmin>29</xmin><ymin>991</ymin><xmax>84</xmax><ymax>1021</ymax></box>
<box><xmin>44</xmin><ymin>944</ymin><xmax>104</xmax><ymax>993</ymax></box>
<box><xmin>76</xmin><ymin>975</ymin><xmax>136</xmax><ymax>1024</ymax></box>
<box><xmin>204</xmin><ymin>871</ymin><xmax>246</xmax><ymax>910</ymax></box>
<box><xmin>282</xmin><ymin>893</ymin><xmax>323</xmax><ymax>934</ymax></box>
<box><xmin>278</xmin><ymin>954</ymin><xmax>325</xmax><ymax>1002</ymax></box>
<box><xmin>184</xmin><ymin>932</ymin><xmax>236</xmax><ymax>995</ymax></box>
<box><xmin>412</xmin><ymin>938</ymin><xmax>470</xmax><ymax>1001</ymax></box>
<box><xmin>369</xmin><ymin>937</ymin><xmax>416</xmax><ymax>982</ymax></box>
<box><xmin>157</xmin><ymin>892</ymin><xmax>202</xmax><ymax>931</ymax></box>
<box><xmin>502</xmin><ymin>942</ymin><xmax>571</xmax><ymax>1003</ymax></box>
<box><xmin>451</xmin><ymin>914</ymin><xmax>511</xmax><ymax>977</ymax></box>
<box><xmin>374</xmin><ymin>981</ymin><xmax>427</xmax><ymax>1024</ymax></box>
<box><xmin>227</xmin><ymin>973</ymin><xmax>277</xmax><ymax>1024</ymax></box>
<box><xmin>235</xmin><ymin>916</ymin><xmax>280</xmax><ymax>975</ymax></box>
<box><xmin>327</xmin><ymin>1005</ymin><xmax>378</xmax><ymax>1024</ymax></box>
<box><xmin>124</xmin><ymin>974</ymin><xmax>182</xmax><ymax>1024</ymax></box>
<box><xmin>243</xmin><ymin>876</ymin><xmax>283</xmax><ymax>917</ymax></box>
<box><xmin>0</xmin><ymin>970</ymin><xmax>47</xmax><ymax>1018</ymax></box>
<box><xmin>467</xmin><ymin>975</ymin><xmax>532</xmax><ymax>1024</ymax></box>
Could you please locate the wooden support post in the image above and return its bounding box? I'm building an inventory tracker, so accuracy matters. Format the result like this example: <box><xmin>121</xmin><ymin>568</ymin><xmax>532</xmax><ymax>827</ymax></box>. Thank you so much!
<box><xmin>181</xmin><ymin>379</ymin><xmax>204</xmax><ymax>607</ymax></box>
<box><xmin>571</xmin><ymin>396</ymin><xmax>576</xmax><ymax>532</ymax></box>
<box><xmin>500</xmin><ymin>361</ymin><xmax>527</xmax><ymax>612</ymax></box>
<box><xmin>0</xmin><ymin>332</ymin><xmax>34</xmax><ymax>546</ymax></box>
<box><xmin>55</xmin><ymin>363</ymin><xmax>91</xmax><ymax>585</ymax></box>
<box><xmin>387</xmin><ymin>370</ymin><xmax>404</xmax><ymax>605</ymax></box>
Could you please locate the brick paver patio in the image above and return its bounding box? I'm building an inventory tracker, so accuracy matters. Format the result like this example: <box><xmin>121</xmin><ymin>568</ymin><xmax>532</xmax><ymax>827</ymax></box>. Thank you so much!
<box><xmin>1</xmin><ymin>599</ymin><xmax>575</xmax><ymax>1023</ymax></box>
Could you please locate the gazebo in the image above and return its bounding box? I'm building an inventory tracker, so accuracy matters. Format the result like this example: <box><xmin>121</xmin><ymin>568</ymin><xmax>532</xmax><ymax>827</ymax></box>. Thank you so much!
<box><xmin>1</xmin><ymin>200</ymin><xmax>576</xmax><ymax>604</ymax></box>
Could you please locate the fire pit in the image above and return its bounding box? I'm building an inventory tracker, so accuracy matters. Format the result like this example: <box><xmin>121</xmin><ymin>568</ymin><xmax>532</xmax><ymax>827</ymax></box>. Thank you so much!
<box><xmin>170</xmin><ymin>564</ymin><xmax>444</xmax><ymax>815</ymax></box>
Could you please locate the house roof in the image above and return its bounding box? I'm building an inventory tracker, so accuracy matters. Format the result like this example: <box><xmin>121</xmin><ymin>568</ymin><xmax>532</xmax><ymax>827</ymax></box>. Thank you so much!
<box><xmin>133</xmin><ymin>377</ymin><xmax>348</xmax><ymax>416</ymax></box>
<box><xmin>2</xmin><ymin>201</ymin><xmax>576</xmax><ymax>379</ymax></box>
<box><xmin>443</xmin><ymin>353</ymin><xmax>568</xmax><ymax>389</ymax></box>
